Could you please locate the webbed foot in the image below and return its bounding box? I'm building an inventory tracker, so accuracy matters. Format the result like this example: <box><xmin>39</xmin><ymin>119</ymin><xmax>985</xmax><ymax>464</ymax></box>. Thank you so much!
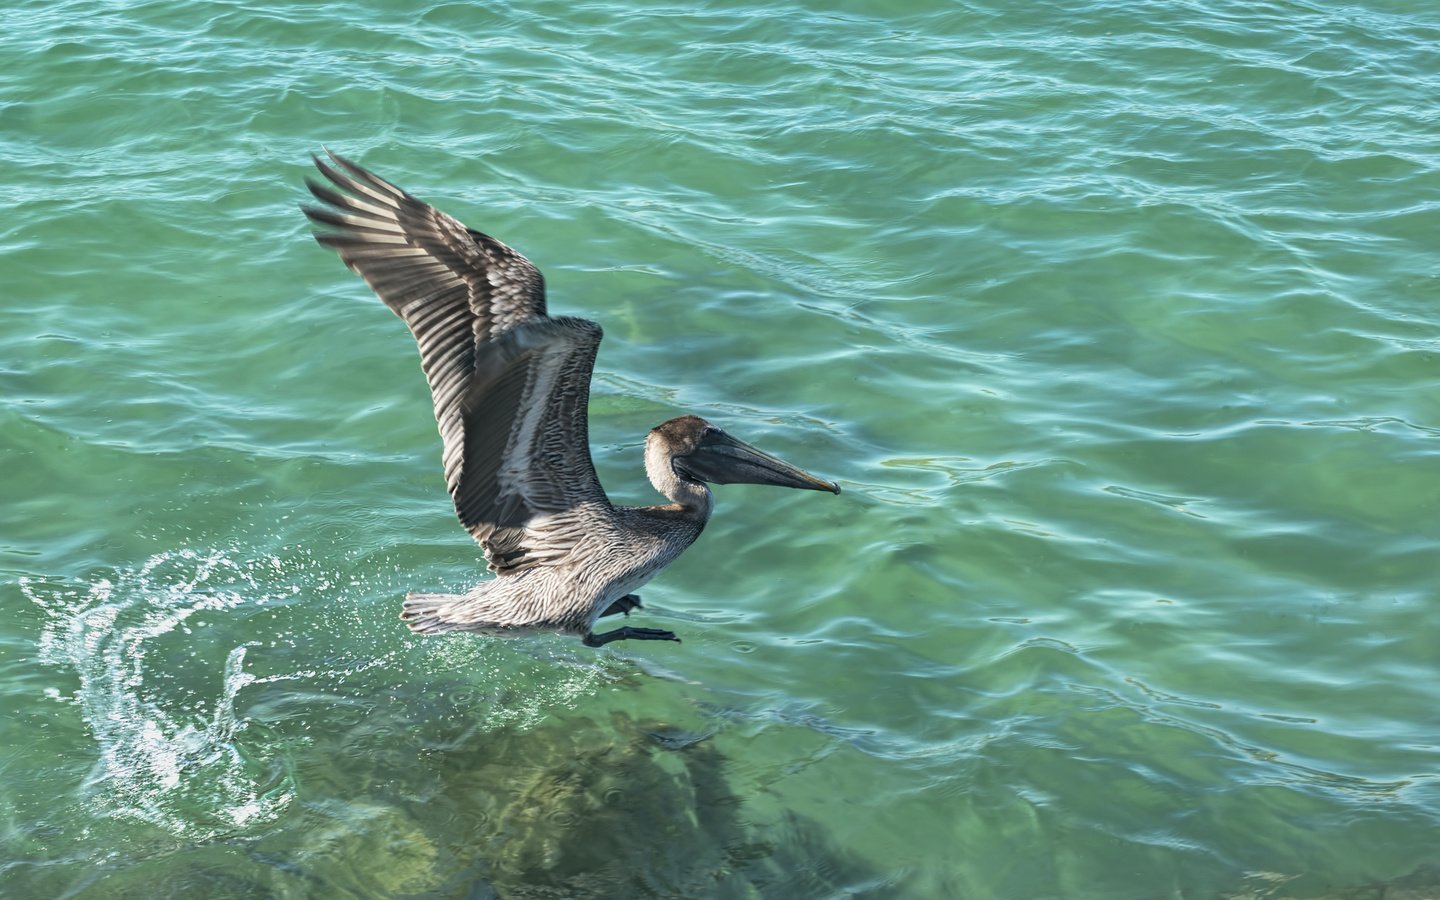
<box><xmin>599</xmin><ymin>594</ymin><xmax>643</xmax><ymax>618</ymax></box>
<box><xmin>583</xmin><ymin>626</ymin><xmax>680</xmax><ymax>648</ymax></box>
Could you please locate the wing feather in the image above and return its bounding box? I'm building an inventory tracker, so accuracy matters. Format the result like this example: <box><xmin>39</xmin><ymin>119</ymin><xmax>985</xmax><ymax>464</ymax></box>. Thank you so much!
<box><xmin>302</xmin><ymin>151</ymin><xmax>612</xmax><ymax>575</ymax></box>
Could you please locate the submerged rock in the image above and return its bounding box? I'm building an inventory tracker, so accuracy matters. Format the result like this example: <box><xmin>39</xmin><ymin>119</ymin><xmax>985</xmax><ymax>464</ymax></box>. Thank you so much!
<box><xmin>405</xmin><ymin>709</ymin><xmax>874</xmax><ymax>898</ymax></box>
<box><xmin>234</xmin><ymin>688</ymin><xmax>879</xmax><ymax>898</ymax></box>
<box><xmin>292</xmin><ymin>800</ymin><xmax>439</xmax><ymax>897</ymax></box>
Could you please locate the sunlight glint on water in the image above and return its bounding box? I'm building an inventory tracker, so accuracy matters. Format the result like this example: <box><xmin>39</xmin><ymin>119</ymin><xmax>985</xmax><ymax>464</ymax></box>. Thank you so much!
<box><xmin>1</xmin><ymin>0</ymin><xmax>1438</xmax><ymax>895</ymax></box>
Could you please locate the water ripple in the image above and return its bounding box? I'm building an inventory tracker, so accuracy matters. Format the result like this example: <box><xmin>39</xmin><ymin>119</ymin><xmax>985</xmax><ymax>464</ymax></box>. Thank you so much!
<box><xmin>4</xmin><ymin>0</ymin><xmax>1440</xmax><ymax>894</ymax></box>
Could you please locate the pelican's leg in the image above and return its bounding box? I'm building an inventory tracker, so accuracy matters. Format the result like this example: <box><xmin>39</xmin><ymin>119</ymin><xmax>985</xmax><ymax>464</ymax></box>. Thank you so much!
<box><xmin>599</xmin><ymin>594</ymin><xmax>643</xmax><ymax>618</ymax></box>
<box><xmin>583</xmin><ymin>626</ymin><xmax>680</xmax><ymax>647</ymax></box>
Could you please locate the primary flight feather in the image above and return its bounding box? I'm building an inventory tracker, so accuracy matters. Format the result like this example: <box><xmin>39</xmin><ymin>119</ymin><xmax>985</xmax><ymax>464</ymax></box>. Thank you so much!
<box><xmin>302</xmin><ymin>150</ymin><xmax>839</xmax><ymax>648</ymax></box>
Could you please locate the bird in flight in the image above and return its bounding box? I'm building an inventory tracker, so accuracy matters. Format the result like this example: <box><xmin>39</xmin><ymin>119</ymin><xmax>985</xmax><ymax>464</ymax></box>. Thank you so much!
<box><xmin>302</xmin><ymin>151</ymin><xmax>839</xmax><ymax>648</ymax></box>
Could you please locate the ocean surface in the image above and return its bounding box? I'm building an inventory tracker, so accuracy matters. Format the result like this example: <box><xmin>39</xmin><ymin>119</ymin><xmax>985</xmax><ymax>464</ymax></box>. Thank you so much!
<box><xmin>3</xmin><ymin>0</ymin><xmax>1438</xmax><ymax>897</ymax></box>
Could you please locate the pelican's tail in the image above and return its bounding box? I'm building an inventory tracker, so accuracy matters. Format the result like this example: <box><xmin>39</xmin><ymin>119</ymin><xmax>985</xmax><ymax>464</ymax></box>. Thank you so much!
<box><xmin>400</xmin><ymin>592</ymin><xmax>474</xmax><ymax>634</ymax></box>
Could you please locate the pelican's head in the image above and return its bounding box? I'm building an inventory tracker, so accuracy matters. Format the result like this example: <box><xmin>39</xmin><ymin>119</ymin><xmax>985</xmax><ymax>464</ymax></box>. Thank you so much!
<box><xmin>647</xmin><ymin>415</ymin><xmax>841</xmax><ymax>494</ymax></box>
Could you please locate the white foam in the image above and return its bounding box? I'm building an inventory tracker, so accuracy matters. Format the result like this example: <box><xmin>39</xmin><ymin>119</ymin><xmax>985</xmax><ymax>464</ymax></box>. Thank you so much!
<box><xmin>24</xmin><ymin>549</ymin><xmax>298</xmax><ymax>837</ymax></box>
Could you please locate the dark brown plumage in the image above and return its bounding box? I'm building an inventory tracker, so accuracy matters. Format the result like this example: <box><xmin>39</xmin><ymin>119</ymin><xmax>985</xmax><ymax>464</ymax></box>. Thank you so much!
<box><xmin>302</xmin><ymin>150</ymin><xmax>838</xmax><ymax>647</ymax></box>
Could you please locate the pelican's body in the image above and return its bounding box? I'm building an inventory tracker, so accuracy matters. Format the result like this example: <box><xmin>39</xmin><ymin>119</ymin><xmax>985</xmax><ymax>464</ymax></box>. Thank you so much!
<box><xmin>403</xmin><ymin>502</ymin><xmax>700</xmax><ymax>639</ymax></box>
<box><xmin>302</xmin><ymin>152</ymin><xmax>839</xmax><ymax>647</ymax></box>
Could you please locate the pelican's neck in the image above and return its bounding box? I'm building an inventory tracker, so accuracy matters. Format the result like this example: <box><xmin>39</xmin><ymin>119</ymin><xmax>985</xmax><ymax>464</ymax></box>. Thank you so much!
<box><xmin>644</xmin><ymin>436</ymin><xmax>714</xmax><ymax>520</ymax></box>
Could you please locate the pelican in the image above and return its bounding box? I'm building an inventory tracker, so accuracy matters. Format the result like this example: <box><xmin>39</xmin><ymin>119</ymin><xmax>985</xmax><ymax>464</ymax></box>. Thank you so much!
<box><xmin>302</xmin><ymin>151</ymin><xmax>839</xmax><ymax>648</ymax></box>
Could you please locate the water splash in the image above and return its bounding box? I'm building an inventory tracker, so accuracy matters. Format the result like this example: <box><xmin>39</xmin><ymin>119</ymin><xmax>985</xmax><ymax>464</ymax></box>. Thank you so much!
<box><xmin>23</xmin><ymin>548</ymin><xmax>302</xmax><ymax>838</ymax></box>
<box><xmin>20</xmin><ymin>545</ymin><xmax>624</xmax><ymax>839</ymax></box>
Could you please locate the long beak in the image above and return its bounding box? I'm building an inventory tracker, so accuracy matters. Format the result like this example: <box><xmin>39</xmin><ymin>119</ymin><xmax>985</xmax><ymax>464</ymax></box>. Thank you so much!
<box><xmin>679</xmin><ymin>431</ymin><xmax>841</xmax><ymax>494</ymax></box>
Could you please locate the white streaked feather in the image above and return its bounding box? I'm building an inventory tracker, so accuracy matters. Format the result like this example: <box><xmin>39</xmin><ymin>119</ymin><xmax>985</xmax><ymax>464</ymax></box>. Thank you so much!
<box><xmin>303</xmin><ymin>151</ymin><xmax>610</xmax><ymax>575</ymax></box>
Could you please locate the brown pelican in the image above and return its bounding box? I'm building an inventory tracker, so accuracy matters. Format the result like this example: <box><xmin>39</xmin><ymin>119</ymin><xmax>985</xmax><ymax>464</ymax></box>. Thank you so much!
<box><xmin>302</xmin><ymin>151</ymin><xmax>839</xmax><ymax>648</ymax></box>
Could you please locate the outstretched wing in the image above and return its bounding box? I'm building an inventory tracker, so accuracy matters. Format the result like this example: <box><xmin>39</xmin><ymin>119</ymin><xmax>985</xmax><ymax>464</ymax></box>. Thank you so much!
<box><xmin>302</xmin><ymin>151</ymin><xmax>612</xmax><ymax>573</ymax></box>
<box><xmin>453</xmin><ymin>315</ymin><xmax>612</xmax><ymax>573</ymax></box>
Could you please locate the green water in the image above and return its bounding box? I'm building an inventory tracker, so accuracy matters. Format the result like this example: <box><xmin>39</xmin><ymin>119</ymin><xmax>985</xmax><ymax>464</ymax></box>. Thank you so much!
<box><xmin>3</xmin><ymin>0</ymin><xmax>1438</xmax><ymax>896</ymax></box>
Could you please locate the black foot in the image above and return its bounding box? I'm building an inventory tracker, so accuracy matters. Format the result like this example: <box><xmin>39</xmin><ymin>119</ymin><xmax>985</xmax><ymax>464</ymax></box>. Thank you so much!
<box><xmin>599</xmin><ymin>594</ymin><xmax>643</xmax><ymax>618</ymax></box>
<box><xmin>583</xmin><ymin>626</ymin><xmax>681</xmax><ymax>648</ymax></box>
